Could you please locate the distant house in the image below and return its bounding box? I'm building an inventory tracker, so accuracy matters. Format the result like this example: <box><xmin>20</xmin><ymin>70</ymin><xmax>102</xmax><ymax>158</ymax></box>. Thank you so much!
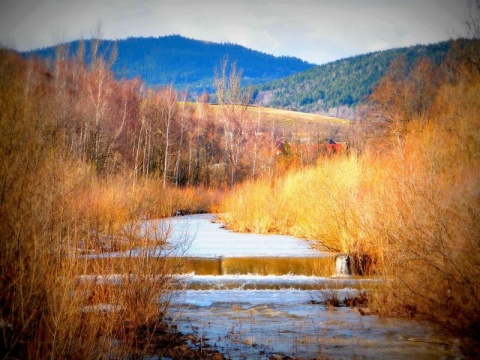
<box><xmin>325</xmin><ymin>139</ymin><xmax>344</xmax><ymax>154</ymax></box>
<box><xmin>275</xmin><ymin>138</ymin><xmax>345</xmax><ymax>157</ymax></box>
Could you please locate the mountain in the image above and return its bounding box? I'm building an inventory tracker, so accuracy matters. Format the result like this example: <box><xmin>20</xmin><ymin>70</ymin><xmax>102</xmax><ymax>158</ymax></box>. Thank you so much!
<box><xmin>253</xmin><ymin>40</ymin><xmax>460</xmax><ymax>118</ymax></box>
<box><xmin>23</xmin><ymin>36</ymin><xmax>470</xmax><ymax>119</ymax></box>
<box><xmin>22</xmin><ymin>35</ymin><xmax>314</xmax><ymax>94</ymax></box>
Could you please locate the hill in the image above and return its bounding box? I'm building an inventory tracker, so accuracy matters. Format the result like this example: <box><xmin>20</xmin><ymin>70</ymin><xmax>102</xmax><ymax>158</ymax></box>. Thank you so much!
<box><xmin>253</xmin><ymin>40</ymin><xmax>462</xmax><ymax>118</ymax></box>
<box><xmin>23</xmin><ymin>36</ymin><xmax>471</xmax><ymax>119</ymax></box>
<box><xmin>22</xmin><ymin>35</ymin><xmax>314</xmax><ymax>94</ymax></box>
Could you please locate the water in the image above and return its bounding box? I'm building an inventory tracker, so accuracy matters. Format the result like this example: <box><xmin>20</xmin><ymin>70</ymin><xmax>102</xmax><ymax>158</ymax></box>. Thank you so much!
<box><xmin>335</xmin><ymin>254</ymin><xmax>351</xmax><ymax>276</ymax></box>
<box><xmin>170</xmin><ymin>290</ymin><xmax>450</xmax><ymax>360</ymax></box>
<box><xmin>158</xmin><ymin>215</ymin><xmax>454</xmax><ymax>359</ymax></box>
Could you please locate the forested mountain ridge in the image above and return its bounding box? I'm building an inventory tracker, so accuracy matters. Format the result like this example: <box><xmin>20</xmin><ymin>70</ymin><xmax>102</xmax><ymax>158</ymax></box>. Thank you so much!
<box><xmin>22</xmin><ymin>35</ymin><xmax>314</xmax><ymax>94</ymax></box>
<box><xmin>254</xmin><ymin>40</ymin><xmax>464</xmax><ymax>118</ymax></box>
<box><xmin>23</xmin><ymin>36</ymin><xmax>473</xmax><ymax>119</ymax></box>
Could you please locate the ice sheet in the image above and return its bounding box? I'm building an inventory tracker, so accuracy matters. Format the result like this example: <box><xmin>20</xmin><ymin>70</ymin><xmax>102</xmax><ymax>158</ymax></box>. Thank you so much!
<box><xmin>161</xmin><ymin>214</ymin><xmax>334</xmax><ymax>258</ymax></box>
<box><xmin>85</xmin><ymin>214</ymin><xmax>336</xmax><ymax>259</ymax></box>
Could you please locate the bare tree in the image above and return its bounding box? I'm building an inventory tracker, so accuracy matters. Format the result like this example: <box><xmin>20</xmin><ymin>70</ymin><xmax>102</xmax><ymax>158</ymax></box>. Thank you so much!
<box><xmin>214</xmin><ymin>59</ymin><xmax>252</xmax><ymax>186</ymax></box>
<box><xmin>366</xmin><ymin>56</ymin><xmax>439</xmax><ymax>153</ymax></box>
<box><xmin>135</xmin><ymin>88</ymin><xmax>155</xmax><ymax>180</ymax></box>
<box><xmin>464</xmin><ymin>0</ymin><xmax>480</xmax><ymax>71</ymax></box>
<box><xmin>252</xmin><ymin>104</ymin><xmax>263</xmax><ymax>180</ymax></box>
<box><xmin>174</xmin><ymin>93</ymin><xmax>192</xmax><ymax>186</ymax></box>
<box><xmin>83</xmin><ymin>38</ymin><xmax>118</xmax><ymax>172</ymax></box>
<box><xmin>159</xmin><ymin>86</ymin><xmax>177</xmax><ymax>188</ymax></box>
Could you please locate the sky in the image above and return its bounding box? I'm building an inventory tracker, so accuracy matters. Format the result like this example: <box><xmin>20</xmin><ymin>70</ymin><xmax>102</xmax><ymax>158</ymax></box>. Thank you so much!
<box><xmin>0</xmin><ymin>0</ymin><xmax>473</xmax><ymax>65</ymax></box>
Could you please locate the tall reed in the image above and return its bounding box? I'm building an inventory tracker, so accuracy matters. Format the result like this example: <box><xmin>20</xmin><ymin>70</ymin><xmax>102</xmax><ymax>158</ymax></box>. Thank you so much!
<box><xmin>0</xmin><ymin>49</ymin><xmax>204</xmax><ymax>359</ymax></box>
<box><xmin>0</xmin><ymin>149</ymin><xmax>190</xmax><ymax>358</ymax></box>
<box><xmin>221</xmin><ymin>155</ymin><xmax>381</xmax><ymax>256</ymax></box>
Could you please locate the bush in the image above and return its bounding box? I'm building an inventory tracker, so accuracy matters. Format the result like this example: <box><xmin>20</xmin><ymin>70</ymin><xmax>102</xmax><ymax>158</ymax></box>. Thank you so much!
<box><xmin>0</xmin><ymin>49</ymin><xmax>190</xmax><ymax>359</ymax></box>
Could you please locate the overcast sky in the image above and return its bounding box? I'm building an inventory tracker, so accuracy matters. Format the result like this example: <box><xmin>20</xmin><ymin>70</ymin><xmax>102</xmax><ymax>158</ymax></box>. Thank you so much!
<box><xmin>0</xmin><ymin>0</ymin><xmax>473</xmax><ymax>65</ymax></box>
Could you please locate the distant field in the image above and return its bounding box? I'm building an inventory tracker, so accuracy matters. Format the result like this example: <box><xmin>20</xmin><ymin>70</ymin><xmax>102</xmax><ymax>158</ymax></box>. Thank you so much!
<box><xmin>181</xmin><ymin>102</ymin><xmax>351</xmax><ymax>141</ymax></box>
<box><xmin>183</xmin><ymin>102</ymin><xmax>347</xmax><ymax>123</ymax></box>
<box><xmin>210</xmin><ymin>104</ymin><xmax>351</xmax><ymax>141</ymax></box>
<box><xmin>244</xmin><ymin>105</ymin><xmax>349</xmax><ymax>123</ymax></box>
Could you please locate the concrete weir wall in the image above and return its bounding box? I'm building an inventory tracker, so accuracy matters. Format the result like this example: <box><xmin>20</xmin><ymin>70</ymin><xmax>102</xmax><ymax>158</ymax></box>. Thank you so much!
<box><xmin>182</xmin><ymin>256</ymin><xmax>338</xmax><ymax>276</ymax></box>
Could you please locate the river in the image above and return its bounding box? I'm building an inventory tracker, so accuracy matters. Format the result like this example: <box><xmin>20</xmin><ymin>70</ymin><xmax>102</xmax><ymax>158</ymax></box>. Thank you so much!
<box><xmin>153</xmin><ymin>214</ymin><xmax>454</xmax><ymax>359</ymax></box>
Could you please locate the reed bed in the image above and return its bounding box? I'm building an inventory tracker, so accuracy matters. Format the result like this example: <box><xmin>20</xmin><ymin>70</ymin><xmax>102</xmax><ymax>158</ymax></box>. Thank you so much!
<box><xmin>0</xmin><ymin>153</ymin><xmax>193</xmax><ymax>359</ymax></box>
<box><xmin>220</xmin><ymin>66</ymin><xmax>480</xmax><ymax>353</ymax></box>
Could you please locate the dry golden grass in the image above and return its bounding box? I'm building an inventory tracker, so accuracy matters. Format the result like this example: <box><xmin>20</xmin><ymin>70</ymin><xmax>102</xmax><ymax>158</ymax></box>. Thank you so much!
<box><xmin>241</xmin><ymin>105</ymin><xmax>349</xmax><ymax>124</ymax></box>
<box><xmin>184</xmin><ymin>101</ymin><xmax>351</xmax><ymax>144</ymax></box>
<box><xmin>182</xmin><ymin>102</ymin><xmax>349</xmax><ymax>124</ymax></box>
<box><xmin>0</xmin><ymin>152</ymin><xmax>189</xmax><ymax>358</ymax></box>
<box><xmin>221</xmin><ymin>156</ymin><xmax>376</xmax><ymax>255</ymax></box>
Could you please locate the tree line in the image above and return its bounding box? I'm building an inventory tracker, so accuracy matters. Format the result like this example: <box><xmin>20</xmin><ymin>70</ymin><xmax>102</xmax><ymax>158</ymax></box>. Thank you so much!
<box><xmin>254</xmin><ymin>40</ymin><xmax>469</xmax><ymax>116</ymax></box>
<box><xmin>9</xmin><ymin>42</ymin><xmax>341</xmax><ymax>189</ymax></box>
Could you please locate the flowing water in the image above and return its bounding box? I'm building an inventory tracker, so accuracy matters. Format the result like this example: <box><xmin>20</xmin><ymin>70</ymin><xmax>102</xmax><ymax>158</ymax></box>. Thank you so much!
<box><xmin>155</xmin><ymin>214</ymin><xmax>455</xmax><ymax>359</ymax></box>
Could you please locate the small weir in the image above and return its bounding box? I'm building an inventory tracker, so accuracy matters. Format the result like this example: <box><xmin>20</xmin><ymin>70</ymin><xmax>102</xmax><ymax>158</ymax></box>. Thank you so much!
<box><xmin>161</xmin><ymin>215</ymin><xmax>452</xmax><ymax>359</ymax></box>
<box><xmin>182</xmin><ymin>255</ymin><xmax>338</xmax><ymax>276</ymax></box>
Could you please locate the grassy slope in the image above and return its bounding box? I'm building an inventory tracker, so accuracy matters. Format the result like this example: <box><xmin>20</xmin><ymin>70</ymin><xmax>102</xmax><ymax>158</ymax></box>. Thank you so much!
<box><xmin>242</xmin><ymin>106</ymin><xmax>349</xmax><ymax>124</ymax></box>
<box><xmin>191</xmin><ymin>103</ymin><xmax>351</xmax><ymax>140</ymax></box>
<box><xmin>202</xmin><ymin>103</ymin><xmax>348</xmax><ymax>122</ymax></box>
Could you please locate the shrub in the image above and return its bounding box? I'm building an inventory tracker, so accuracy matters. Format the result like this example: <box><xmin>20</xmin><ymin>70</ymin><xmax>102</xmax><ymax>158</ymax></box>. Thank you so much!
<box><xmin>0</xmin><ymin>49</ymin><xmax>190</xmax><ymax>359</ymax></box>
